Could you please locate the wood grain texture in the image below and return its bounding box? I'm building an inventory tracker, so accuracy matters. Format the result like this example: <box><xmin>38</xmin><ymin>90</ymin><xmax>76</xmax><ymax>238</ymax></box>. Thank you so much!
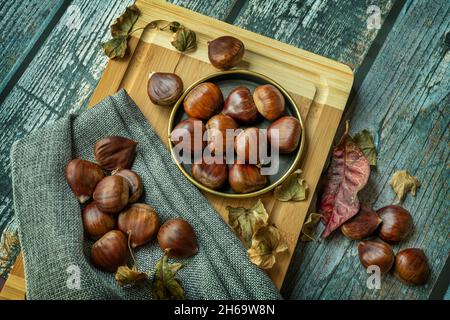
<box><xmin>170</xmin><ymin>0</ymin><xmax>238</xmax><ymax>19</ymax></box>
<box><xmin>0</xmin><ymin>0</ymin><xmax>58</xmax><ymax>81</ymax></box>
<box><xmin>233</xmin><ymin>0</ymin><xmax>396</xmax><ymax>70</ymax></box>
<box><xmin>283</xmin><ymin>0</ymin><xmax>450</xmax><ymax>299</ymax></box>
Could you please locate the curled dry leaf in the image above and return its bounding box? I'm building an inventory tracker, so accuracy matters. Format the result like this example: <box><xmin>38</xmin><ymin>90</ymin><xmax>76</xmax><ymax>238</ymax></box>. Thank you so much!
<box><xmin>318</xmin><ymin>121</ymin><xmax>370</xmax><ymax>238</ymax></box>
<box><xmin>171</xmin><ymin>26</ymin><xmax>197</xmax><ymax>52</ymax></box>
<box><xmin>152</xmin><ymin>250</ymin><xmax>185</xmax><ymax>300</ymax></box>
<box><xmin>115</xmin><ymin>265</ymin><xmax>147</xmax><ymax>286</ymax></box>
<box><xmin>110</xmin><ymin>4</ymin><xmax>140</xmax><ymax>37</ymax></box>
<box><xmin>300</xmin><ymin>213</ymin><xmax>322</xmax><ymax>242</ymax></box>
<box><xmin>274</xmin><ymin>169</ymin><xmax>308</xmax><ymax>201</ymax></box>
<box><xmin>101</xmin><ymin>36</ymin><xmax>128</xmax><ymax>59</ymax></box>
<box><xmin>227</xmin><ymin>199</ymin><xmax>269</xmax><ymax>248</ymax></box>
<box><xmin>389</xmin><ymin>170</ymin><xmax>421</xmax><ymax>204</ymax></box>
<box><xmin>247</xmin><ymin>225</ymin><xmax>288</xmax><ymax>269</ymax></box>
<box><xmin>353</xmin><ymin>129</ymin><xmax>377</xmax><ymax>166</ymax></box>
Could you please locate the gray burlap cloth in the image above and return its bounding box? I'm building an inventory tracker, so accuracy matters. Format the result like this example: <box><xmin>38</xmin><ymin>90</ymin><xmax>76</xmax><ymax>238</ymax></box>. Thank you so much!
<box><xmin>10</xmin><ymin>89</ymin><xmax>281</xmax><ymax>300</ymax></box>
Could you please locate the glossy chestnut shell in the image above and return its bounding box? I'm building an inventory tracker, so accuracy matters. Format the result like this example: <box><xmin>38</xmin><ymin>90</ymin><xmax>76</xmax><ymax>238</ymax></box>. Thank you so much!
<box><xmin>147</xmin><ymin>72</ymin><xmax>183</xmax><ymax>106</ymax></box>
<box><xmin>118</xmin><ymin>203</ymin><xmax>160</xmax><ymax>248</ymax></box>
<box><xmin>113</xmin><ymin>169</ymin><xmax>143</xmax><ymax>203</ymax></box>
<box><xmin>90</xmin><ymin>230</ymin><xmax>128</xmax><ymax>272</ymax></box>
<box><xmin>267</xmin><ymin>116</ymin><xmax>301</xmax><ymax>154</ymax></box>
<box><xmin>228</xmin><ymin>163</ymin><xmax>268</xmax><ymax>193</ymax></box>
<box><xmin>157</xmin><ymin>218</ymin><xmax>199</xmax><ymax>258</ymax></box>
<box><xmin>82</xmin><ymin>202</ymin><xmax>116</xmax><ymax>240</ymax></box>
<box><xmin>222</xmin><ymin>86</ymin><xmax>259</xmax><ymax>124</ymax></box>
<box><xmin>358</xmin><ymin>240</ymin><xmax>394</xmax><ymax>275</ymax></box>
<box><xmin>207</xmin><ymin>36</ymin><xmax>245</xmax><ymax>70</ymax></box>
<box><xmin>394</xmin><ymin>248</ymin><xmax>429</xmax><ymax>285</ymax></box>
<box><xmin>235</xmin><ymin>127</ymin><xmax>267</xmax><ymax>164</ymax></box>
<box><xmin>170</xmin><ymin>117</ymin><xmax>206</xmax><ymax>157</ymax></box>
<box><xmin>253</xmin><ymin>84</ymin><xmax>285</xmax><ymax>120</ymax></box>
<box><xmin>65</xmin><ymin>159</ymin><xmax>105</xmax><ymax>204</ymax></box>
<box><xmin>94</xmin><ymin>136</ymin><xmax>138</xmax><ymax>171</ymax></box>
<box><xmin>93</xmin><ymin>175</ymin><xmax>129</xmax><ymax>213</ymax></box>
<box><xmin>341</xmin><ymin>204</ymin><xmax>382</xmax><ymax>240</ymax></box>
<box><xmin>191</xmin><ymin>158</ymin><xmax>228</xmax><ymax>190</ymax></box>
<box><xmin>205</xmin><ymin>114</ymin><xmax>239</xmax><ymax>155</ymax></box>
<box><xmin>377</xmin><ymin>205</ymin><xmax>413</xmax><ymax>243</ymax></box>
<box><xmin>183</xmin><ymin>82</ymin><xmax>223</xmax><ymax>121</ymax></box>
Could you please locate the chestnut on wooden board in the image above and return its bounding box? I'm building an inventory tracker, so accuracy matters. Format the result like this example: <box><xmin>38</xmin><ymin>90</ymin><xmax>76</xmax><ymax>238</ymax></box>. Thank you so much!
<box><xmin>377</xmin><ymin>205</ymin><xmax>413</xmax><ymax>243</ymax></box>
<box><xmin>222</xmin><ymin>86</ymin><xmax>259</xmax><ymax>124</ymax></box>
<box><xmin>208</xmin><ymin>36</ymin><xmax>245</xmax><ymax>70</ymax></box>
<box><xmin>147</xmin><ymin>72</ymin><xmax>183</xmax><ymax>106</ymax></box>
<box><xmin>358</xmin><ymin>240</ymin><xmax>394</xmax><ymax>275</ymax></box>
<box><xmin>183</xmin><ymin>82</ymin><xmax>223</xmax><ymax>121</ymax></box>
<box><xmin>394</xmin><ymin>248</ymin><xmax>430</xmax><ymax>285</ymax></box>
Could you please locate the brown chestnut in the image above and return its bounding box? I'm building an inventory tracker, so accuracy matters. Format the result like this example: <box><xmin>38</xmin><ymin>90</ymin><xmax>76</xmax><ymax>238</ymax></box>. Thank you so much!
<box><xmin>91</xmin><ymin>230</ymin><xmax>128</xmax><ymax>272</ymax></box>
<box><xmin>170</xmin><ymin>117</ymin><xmax>206</xmax><ymax>157</ymax></box>
<box><xmin>222</xmin><ymin>86</ymin><xmax>259</xmax><ymax>124</ymax></box>
<box><xmin>235</xmin><ymin>127</ymin><xmax>267</xmax><ymax>164</ymax></box>
<box><xmin>82</xmin><ymin>202</ymin><xmax>116</xmax><ymax>240</ymax></box>
<box><xmin>377</xmin><ymin>205</ymin><xmax>413</xmax><ymax>243</ymax></box>
<box><xmin>191</xmin><ymin>158</ymin><xmax>228</xmax><ymax>190</ymax></box>
<box><xmin>183</xmin><ymin>82</ymin><xmax>223</xmax><ymax>121</ymax></box>
<box><xmin>341</xmin><ymin>204</ymin><xmax>382</xmax><ymax>240</ymax></box>
<box><xmin>65</xmin><ymin>159</ymin><xmax>105</xmax><ymax>204</ymax></box>
<box><xmin>157</xmin><ymin>218</ymin><xmax>198</xmax><ymax>258</ymax></box>
<box><xmin>253</xmin><ymin>84</ymin><xmax>285</xmax><ymax>120</ymax></box>
<box><xmin>358</xmin><ymin>240</ymin><xmax>394</xmax><ymax>275</ymax></box>
<box><xmin>207</xmin><ymin>36</ymin><xmax>244</xmax><ymax>70</ymax></box>
<box><xmin>118</xmin><ymin>203</ymin><xmax>160</xmax><ymax>248</ymax></box>
<box><xmin>94</xmin><ymin>136</ymin><xmax>138</xmax><ymax>171</ymax></box>
<box><xmin>206</xmin><ymin>114</ymin><xmax>239</xmax><ymax>155</ymax></box>
<box><xmin>394</xmin><ymin>248</ymin><xmax>429</xmax><ymax>285</ymax></box>
<box><xmin>228</xmin><ymin>163</ymin><xmax>268</xmax><ymax>193</ymax></box>
<box><xmin>267</xmin><ymin>116</ymin><xmax>301</xmax><ymax>154</ymax></box>
<box><xmin>93</xmin><ymin>175</ymin><xmax>129</xmax><ymax>213</ymax></box>
<box><xmin>113</xmin><ymin>169</ymin><xmax>143</xmax><ymax>203</ymax></box>
<box><xmin>148</xmin><ymin>72</ymin><xmax>183</xmax><ymax>106</ymax></box>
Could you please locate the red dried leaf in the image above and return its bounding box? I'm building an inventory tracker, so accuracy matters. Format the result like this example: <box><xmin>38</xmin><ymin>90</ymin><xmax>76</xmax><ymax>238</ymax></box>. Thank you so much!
<box><xmin>319</xmin><ymin>122</ymin><xmax>370</xmax><ymax>238</ymax></box>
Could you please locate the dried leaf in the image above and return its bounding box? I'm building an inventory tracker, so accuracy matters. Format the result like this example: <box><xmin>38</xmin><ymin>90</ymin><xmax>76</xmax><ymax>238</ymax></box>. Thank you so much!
<box><xmin>247</xmin><ymin>225</ymin><xmax>288</xmax><ymax>269</ymax></box>
<box><xmin>115</xmin><ymin>265</ymin><xmax>147</xmax><ymax>286</ymax></box>
<box><xmin>152</xmin><ymin>251</ymin><xmax>185</xmax><ymax>300</ymax></box>
<box><xmin>169</xmin><ymin>21</ymin><xmax>181</xmax><ymax>33</ymax></box>
<box><xmin>353</xmin><ymin>129</ymin><xmax>377</xmax><ymax>166</ymax></box>
<box><xmin>227</xmin><ymin>199</ymin><xmax>269</xmax><ymax>248</ymax></box>
<box><xmin>170</xmin><ymin>27</ymin><xmax>197</xmax><ymax>52</ymax></box>
<box><xmin>110</xmin><ymin>4</ymin><xmax>140</xmax><ymax>37</ymax></box>
<box><xmin>300</xmin><ymin>213</ymin><xmax>322</xmax><ymax>242</ymax></box>
<box><xmin>101</xmin><ymin>36</ymin><xmax>128</xmax><ymax>59</ymax></box>
<box><xmin>389</xmin><ymin>170</ymin><xmax>421</xmax><ymax>204</ymax></box>
<box><xmin>274</xmin><ymin>169</ymin><xmax>308</xmax><ymax>201</ymax></box>
<box><xmin>318</xmin><ymin>121</ymin><xmax>370</xmax><ymax>238</ymax></box>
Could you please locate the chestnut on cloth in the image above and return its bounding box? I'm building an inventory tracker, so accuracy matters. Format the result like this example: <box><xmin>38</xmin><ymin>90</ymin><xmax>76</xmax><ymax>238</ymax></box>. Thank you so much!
<box><xmin>10</xmin><ymin>89</ymin><xmax>280</xmax><ymax>300</ymax></box>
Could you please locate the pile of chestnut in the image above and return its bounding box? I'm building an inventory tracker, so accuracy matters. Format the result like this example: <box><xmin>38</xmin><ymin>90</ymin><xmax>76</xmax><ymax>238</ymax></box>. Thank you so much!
<box><xmin>341</xmin><ymin>204</ymin><xmax>430</xmax><ymax>285</ymax></box>
<box><xmin>65</xmin><ymin>136</ymin><xmax>198</xmax><ymax>274</ymax></box>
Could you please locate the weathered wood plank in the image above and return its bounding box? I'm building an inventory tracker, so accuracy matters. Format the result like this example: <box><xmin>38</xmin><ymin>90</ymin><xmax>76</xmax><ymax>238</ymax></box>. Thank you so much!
<box><xmin>0</xmin><ymin>0</ymin><xmax>61</xmax><ymax>91</ymax></box>
<box><xmin>283</xmin><ymin>0</ymin><xmax>450</xmax><ymax>299</ymax></box>
<box><xmin>170</xmin><ymin>0</ymin><xmax>238</xmax><ymax>19</ymax></box>
<box><xmin>0</xmin><ymin>0</ymin><xmax>238</xmax><ymax>279</ymax></box>
<box><xmin>233</xmin><ymin>0</ymin><xmax>396</xmax><ymax>70</ymax></box>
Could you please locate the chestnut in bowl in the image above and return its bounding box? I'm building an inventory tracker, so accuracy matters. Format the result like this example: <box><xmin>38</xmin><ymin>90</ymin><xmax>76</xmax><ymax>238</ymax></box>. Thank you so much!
<box><xmin>267</xmin><ymin>116</ymin><xmax>302</xmax><ymax>154</ymax></box>
<box><xmin>205</xmin><ymin>114</ymin><xmax>239</xmax><ymax>155</ymax></box>
<box><xmin>229</xmin><ymin>163</ymin><xmax>268</xmax><ymax>193</ymax></box>
<box><xmin>183</xmin><ymin>82</ymin><xmax>223</xmax><ymax>121</ymax></box>
<box><xmin>191</xmin><ymin>158</ymin><xmax>228</xmax><ymax>190</ymax></box>
<box><xmin>253</xmin><ymin>84</ymin><xmax>285</xmax><ymax>121</ymax></box>
<box><xmin>235</xmin><ymin>127</ymin><xmax>267</xmax><ymax>164</ymax></box>
<box><xmin>222</xmin><ymin>86</ymin><xmax>259</xmax><ymax>124</ymax></box>
<box><xmin>170</xmin><ymin>117</ymin><xmax>206</xmax><ymax>157</ymax></box>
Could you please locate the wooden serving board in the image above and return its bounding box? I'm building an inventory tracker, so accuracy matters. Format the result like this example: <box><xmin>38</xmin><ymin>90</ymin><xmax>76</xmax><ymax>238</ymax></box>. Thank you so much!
<box><xmin>0</xmin><ymin>0</ymin><xmax>353</xmax><ymax>299</ymax></box>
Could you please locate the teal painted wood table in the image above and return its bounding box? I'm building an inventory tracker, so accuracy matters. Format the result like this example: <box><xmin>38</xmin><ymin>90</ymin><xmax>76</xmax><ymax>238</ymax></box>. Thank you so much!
<box><xmin>0</xmin><ymin>0</ymin><xmax>448</xmax><ymax>299</ymax></box>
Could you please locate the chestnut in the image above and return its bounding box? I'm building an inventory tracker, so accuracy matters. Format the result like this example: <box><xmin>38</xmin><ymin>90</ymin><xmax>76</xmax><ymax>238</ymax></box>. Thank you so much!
<box><xmin>267</xmin><ymin>116</ymin><xmax>301</xmax><ymax>154</ymax></box>
<box><xmin>228</xmin><ymin>163</ymin><xmax>268</xmax><ymax>193</ymax></box>
<box><xmin>147</xmin><ymin>72</ymin><xmax>183</xmax><ymax>106</ymax></box>
<box><xmin>82</xmin><ymin>202</ymin><xmax>116</xmax><ymax>240</ymax></box>
<box><xmin>191</xmin><ymin>158</ymin><xmax>228</xmax><ymax>190</ymax></box>
<box><xmin>94</xmin><ymin>136</ymin><xmax>138</xmax><ymax>171</ymax></box>
<box><xmin>253</xmin><ymin>84</ymin><xmax>285</xmax><ymax>120</ymax></box>
<box><xmin>93</xmin><ymin>175</ymin><xmax>129</xmax><ymax>213</ymax></box>
<box><xmin>235</xmin><ymin>127</ymin><xmax>267</xmax><ymax>164</ymax></box>
<box><xmin>157</xmin><ymin>218</ymin><xmax>198</xmax><ymax>258</ymax></box>
<box><xmin>222</xmin><ymin>86</ymin><xmax>259</xmax><ymax>124</ymax></box>
<box><xmin>118</xmin><ymin>203</ymin><xmax>160</xmax><ymax>248</ymax></box>
<box><xmin>65</xmin><ymin>159</ymin><xmax>105</xmax><ymax>203</ymax></box>
<box><xmin>113</xmin><ymin>169</ymin><xmax>143</xmax><ymax>203</ymax></box>
<box><xmin>358</xmin><ymin>240</ymin><xmax>394</xmax><ymax>275</ymax></box>
<box><xmin>377</xmin><ymin>205</ymin><xmax>413</xmax><ymax>243</ymax></box>
<box><xmin>91</xmin><ymin>230</ymin><xmax>128</xmax><ymax>272</ymax></box>
<box><xmin>341</xmin><ymin>204</ymin><xmax>382</xmax><ymax>240</ymax></box>
<box><xmin>170</xmin><ymin>117</ymin><xmax>206</xmax><ymax>157</ymax></box>
<box><xmin>394</xmin><ymin>248</ymin><xmax>429</xmax><ymax>285</ymax></box>
<box><xmin>183</xmin><ymin>82</ymin><xmax>223</xmax><ymax>121</ymax></box>
<box><xmin>207</xmin><ymin>36</ymin><xmax>245</xmax><ymax>70</ymax></box>
<box><xmin>205</xmin><ymin>114</ymin><xmax>239</xmax><ymax>155</ymax></box>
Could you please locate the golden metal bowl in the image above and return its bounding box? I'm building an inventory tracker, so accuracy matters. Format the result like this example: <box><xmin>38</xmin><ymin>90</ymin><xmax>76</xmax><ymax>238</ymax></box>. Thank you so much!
<box><xmin>168</xmin><ymin>69</ymin><xmax>305</xmax><ymax>198</ymax></box>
